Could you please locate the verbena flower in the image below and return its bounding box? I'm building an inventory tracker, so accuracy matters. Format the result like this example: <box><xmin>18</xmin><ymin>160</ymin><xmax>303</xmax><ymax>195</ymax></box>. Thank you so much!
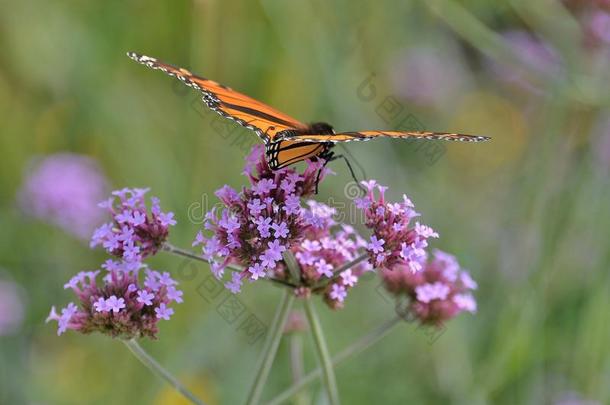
<box><xmin>194</xmin><ymin>145</ymin><xmax>331</xmax><ymax>295</ymax></box>
<box><xmin>18</xmin><ymin>153</ymin><xmax>108</xmax><ymax>239</ymax></box>
<box><xmin>194</xmin><ymin>147</ymin><xmax>473</xmax><ymax>313</ymax></box>
<box><xmin>91</xmin><ymin>188</ymin><xmax>176</xmax><ymax>268</ymax></box>
<box><xmin>290</xmin><ymin>202</ymin><xmax>371</xmax><ymax>309</ymax></box>
<box><xmin>355</xmin><ymin>180</ymin><xmax>438</xmax><ymax>273</ymax></box>
<box><xmin>381</xmin><ymin>250</ymin><xmax>477</xmax><ymax>325</ymax></box>
<box><xmin>46</xmin><ymin>259</ymin><xmax>182</xmax><ymax>338</ymax></box>
<box><xmin>0</xmin><ymin>279</ymin><xmax>25</xmax><ymax>336</ymax></box>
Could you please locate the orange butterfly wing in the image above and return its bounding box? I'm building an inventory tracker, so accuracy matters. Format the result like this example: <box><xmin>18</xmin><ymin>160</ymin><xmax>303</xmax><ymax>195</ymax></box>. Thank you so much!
<box><xmin>266</xmin><ymin>131</ymin><xmax>489</xmax><ymax>169</ymax></box>
<box><xmin>128</xmin><ymin>52</ymin><xmax>490</xmax><ymax>170</ymax></box>
<box><xmin>127</xmin><ymin>52</ymin><xmax>307</xmax><ymax>144</ymax></box>
<box><xmin>280</xmin><ymin>131</ymin><xmax>491</xmax><ymax>143</ymax></box>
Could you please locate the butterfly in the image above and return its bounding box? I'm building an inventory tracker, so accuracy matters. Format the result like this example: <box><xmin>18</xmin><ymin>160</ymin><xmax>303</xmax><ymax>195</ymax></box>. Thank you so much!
<box><xmin>127</xmin><ymin>52</ymin><xmax>490</xmax><ymax>185</ymax></box>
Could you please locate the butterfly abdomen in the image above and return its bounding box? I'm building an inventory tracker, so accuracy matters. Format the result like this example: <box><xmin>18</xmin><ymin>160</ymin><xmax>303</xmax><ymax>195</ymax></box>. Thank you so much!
<box><xmin>266</xmin><ymin>139</ymin><xmax>332</xmax><ymax>170</ymax></box>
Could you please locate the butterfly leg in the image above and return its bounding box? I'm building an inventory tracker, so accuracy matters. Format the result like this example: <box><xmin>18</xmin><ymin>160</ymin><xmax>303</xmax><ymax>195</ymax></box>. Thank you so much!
<box><xmin>314</xmin><ymin>158</ymin><xmax>330</xmax><ymax>195</ymax></box>
<box><xmin>315</xmin><ymin>148</ymin><xmax>365</xmax><ymax>195</ymax></box>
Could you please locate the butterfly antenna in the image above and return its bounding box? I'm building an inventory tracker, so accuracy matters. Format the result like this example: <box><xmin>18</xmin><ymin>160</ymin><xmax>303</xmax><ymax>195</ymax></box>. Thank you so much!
<box><xmin>332</xmin><ymin>154</ymin><xmax>366</xmax><ymax>195</ymax></box>
<box><xmin>318</xmin><ymin>153</ymin><xmax>365</xmax><ymax>196</ymax></box>
<box><xmin>337</xmin><ymin>143</ymin><xmax>367</xmax><ymax>181</ymax></box>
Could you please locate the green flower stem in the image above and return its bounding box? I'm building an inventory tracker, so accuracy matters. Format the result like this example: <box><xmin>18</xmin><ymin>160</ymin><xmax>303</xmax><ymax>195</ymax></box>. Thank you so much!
<box><xmin>162</xmin><ymin>243</ymin><xmax>241</xmax><ymax>272</ymax></box>
<box><xmin>266</xmin><ymin>316</ymin><xmax>402</xmax><ymax>405</ymax></box>
<box><xmin>162</xmin><ymin>243</ymin><xmax>210</xmax><ymax>263</ymax></box>
<box><xmin>289</xmin><ymin>334</ymin><xmax>309</xmax><ymax>405</ymax></box>
<box><xmin>303</xmin><ymin>299</ymin><xmax>340</xmax><ymax>405</ymax></box>
<box><xmin>328</xmin><ymin>252</ymin><xmax>369</xmax><ymax>283</ymax></box>
<box><xmin>162</xmin><ymin>243</ymin><xmax>296</xmax><ymax>288</ymax></box>
<box><xmin>123</xmin><ymin>339</ymin><xmax>206</xmax><ymax>405</ymax></box>
<box><xmin>289</xmin><ymin>335</ymin><xmax>305</xmax><ymax>381</ymax></box>
<box><xmin>245</xmin><ymin>289</ymin><xmax>295</xmax><ymax>405</ymax></box>
<box><xmin>282</xmin><ymin>250</ymin><xmax>301</xmax><ymax>283</ymax></box>
<box><xmin>332</xmin><ymin>252</ymin><xmax>369</xmax><ymax>276</ymax></box>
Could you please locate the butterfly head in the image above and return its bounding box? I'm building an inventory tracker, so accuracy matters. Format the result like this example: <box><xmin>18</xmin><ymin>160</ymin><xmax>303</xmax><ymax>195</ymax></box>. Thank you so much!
<box><xmin>307</xmin><ymin>122</ymin><xmax>335</xmax><ymax>135</ymax></box>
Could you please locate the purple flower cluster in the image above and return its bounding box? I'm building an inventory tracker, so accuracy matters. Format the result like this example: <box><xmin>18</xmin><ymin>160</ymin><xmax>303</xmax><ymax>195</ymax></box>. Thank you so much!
<box><xmin>46</xmin><ymin>259</ymin><xmax>182</xmax><ymax>338</ymax></box>
<box><xmin>291</xmin><ymin>201</ymin><xmax>372</xmax><ymax>309</ymax></box>
<box><xmin>18</xmin><ymin>153</ymin><xmax>108</xmax><ymax>239</ymax></box>
<box><xmin>355</xmin><ymin>180</ymin><xmax>438</xmax><ymax>273</ymax></box>
<box><xmin>91</xmin><ymin>188</ymin><xmax>176</xmax><ymax>268</ymax></box>
<box><xmin>382</xmin><ymin>250</ymin><xmax>477</xmax><ymax>325</ymax></box>
<box><xmin>194</xmin><ymin>145</ymin><xmax>330</xmax><ymax>294</ymax></box>
<box><xmin>48</xmin><ymin>188</ymin><xmax>179</xmax><ymax>338</ymax></box>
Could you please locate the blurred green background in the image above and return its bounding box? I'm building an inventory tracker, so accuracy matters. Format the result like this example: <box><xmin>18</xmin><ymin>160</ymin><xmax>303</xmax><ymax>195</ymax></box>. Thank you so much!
<box><xmin>1</xmin><ymin>0</ymin><xmax>610</xmax><ymax>404</ymax></box>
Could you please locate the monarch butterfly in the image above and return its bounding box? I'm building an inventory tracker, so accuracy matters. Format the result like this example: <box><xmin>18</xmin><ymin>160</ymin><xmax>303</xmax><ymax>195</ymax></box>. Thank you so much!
<box><xmin>127</xmin><ymin>52</ymin><xmax>489</xmax><ymax>185</ymax></box>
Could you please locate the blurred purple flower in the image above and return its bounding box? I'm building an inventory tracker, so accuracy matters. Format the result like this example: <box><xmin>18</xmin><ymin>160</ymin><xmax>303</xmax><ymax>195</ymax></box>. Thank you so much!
<box><xmin>329</xmin><ymin>284</ymin><xmax>347</xmax><ymax>302</ymax></box>
<box><xmin>390</xmin><ymin>46</ymin><xmax>471</xmax><ymax>107</ymax></box>
<box><xmin>555</xmin><ymin>400</ymin><xmax>601</xmax><ymax>405</ymax></box>
<box><xmin>283</xmin><ymin>310</ymin><xmax>308</xmax><ymax>334</ymax></box>
<box><xmin>18</xmin><ymin>153</ymin><xmax>108</xmax><ymax>239</ymax></box>
<box><xmin>47</xmin><ymin>260</ymin><xmax>181</xmax><ymax>339</ymax></box>
<box><xmin>587</xmin><ymin>10</ymin><xmax>610</xmax><ymax>45</ymax></box>
<box><xmin>554</xmin><ymin>390</ymin><xmax>603</xmax><ymax>405</ymax></box>
<box><xmin>0</xmin><ymin>280</ymin><xmax>25</xmax><ymax>335</ymax></box>
<box><xmin>415</xmin><ymin>282</ymin><xmax>450</xmax><ymax>303</ymax></box>
<box><xmin>487</xmin><ymin>30</ymin><xmax>563</xmax><ymax>94</ymax></box>
<box><xmin>90</xmin><ymin>188</ymin><xmax>176</xmax><ymax>266</ymax></box>
<box><xmin>382</xmin><ymin>250</ymin><xmax>477</xmax><ymax>325</ymax></box>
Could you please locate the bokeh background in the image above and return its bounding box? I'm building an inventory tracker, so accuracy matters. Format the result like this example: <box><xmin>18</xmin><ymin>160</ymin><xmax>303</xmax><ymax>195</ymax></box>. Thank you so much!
<box><xmin>1</xmin><ymin>1</ymin><xmax>610</xmax><ymax>404</ymax></box>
